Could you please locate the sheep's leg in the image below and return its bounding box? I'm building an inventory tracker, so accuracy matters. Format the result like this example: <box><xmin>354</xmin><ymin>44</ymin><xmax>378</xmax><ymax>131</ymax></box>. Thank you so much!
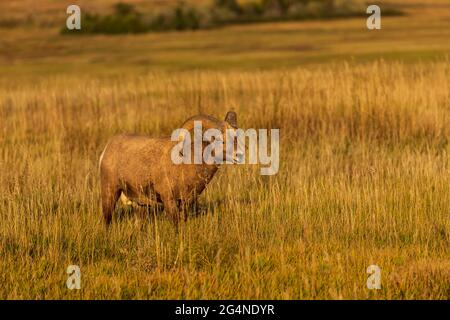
<box><xmin>101</xmin><ymin>183</ymin><xmax>121</xmax><ymax>226</ymax></box>
<box><xmin>163</xmin><ymin>196</ymin><xmax>180</xmax><ymax>227</ymax></box>
<box><xmin>179</xmin><ymin>201</ymin><xmax>188</xmax><ymax>222</ymax></box>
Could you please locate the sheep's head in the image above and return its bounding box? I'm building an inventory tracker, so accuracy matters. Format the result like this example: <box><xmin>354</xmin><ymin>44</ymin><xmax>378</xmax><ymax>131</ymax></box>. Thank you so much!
<box><xmin>172</xmin><ymin>111</ymin><xmax>244</xmax><ymax>165</ymax></box>
<box><xmin>223</xmin><ymin>111</ymin><xmax>245</xmax><ymax>164</ymax></box>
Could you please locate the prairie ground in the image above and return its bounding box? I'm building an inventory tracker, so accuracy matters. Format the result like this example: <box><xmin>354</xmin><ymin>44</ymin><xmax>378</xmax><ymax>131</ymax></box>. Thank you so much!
<box><xmin>0</xmin><ymin>0</ymin><xmax>449</xmax><ymax>299</ymax></box>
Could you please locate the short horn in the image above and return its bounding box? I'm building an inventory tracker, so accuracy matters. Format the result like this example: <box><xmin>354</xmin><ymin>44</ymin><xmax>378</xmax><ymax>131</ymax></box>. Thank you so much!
<box><xmin>225</xmin><ymin>111</ymin><xmax>237</xmax><ymax>127</ymax></box>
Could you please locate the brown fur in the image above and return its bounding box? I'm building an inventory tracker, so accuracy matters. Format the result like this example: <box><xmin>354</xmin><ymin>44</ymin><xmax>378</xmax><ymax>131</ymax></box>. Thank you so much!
<box><xmin>99</xmin><ymin>112</ymin><xmax>238</xmax><ymax>226</ymax></box>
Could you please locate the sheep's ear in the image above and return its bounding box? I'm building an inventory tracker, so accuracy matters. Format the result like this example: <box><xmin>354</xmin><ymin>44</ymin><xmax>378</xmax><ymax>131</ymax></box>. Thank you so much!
<box><xmin>225</xmin><ymin>111</ymin><xmax>237</xmax><ymax>127</ymax></box>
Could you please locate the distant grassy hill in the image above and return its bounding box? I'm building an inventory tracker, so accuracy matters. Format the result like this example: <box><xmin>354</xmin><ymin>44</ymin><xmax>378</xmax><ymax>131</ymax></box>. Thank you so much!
<box><xmin>0</xmin><ymin>0</ymin><xmax>449</xmax><ymax>74</ymax></box>
<box><xmin>0</xmin><ymin>0</ymin><xmax>403</xmax><ymax>29</ymax></box>
<box><xmin>60</xmin><ymin>0</ymin><xmax>397</xmax><ymax>35</ymax></box>
<box><xmin>0</xmin><ymin>0</ymin><xmax>195</xmax><ymax>27</ymax></box>
<box><xmin>0</xmin><ymin>0</ymin><xmax>185</xmax><ymax>27</ymax></box>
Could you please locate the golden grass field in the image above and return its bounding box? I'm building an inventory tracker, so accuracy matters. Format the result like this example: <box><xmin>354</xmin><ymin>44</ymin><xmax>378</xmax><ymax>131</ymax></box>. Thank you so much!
<box><xmin>0</xmin><ymin>0</ymin><xmax>449</xmax><ymax>299</ymax></box>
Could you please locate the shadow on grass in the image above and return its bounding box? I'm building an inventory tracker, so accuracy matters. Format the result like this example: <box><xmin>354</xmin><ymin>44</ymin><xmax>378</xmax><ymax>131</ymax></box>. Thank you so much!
<box><xmin>113</xmin><ymin>201</ymin><xmax>212</xmax><ymax>224</ymax></box>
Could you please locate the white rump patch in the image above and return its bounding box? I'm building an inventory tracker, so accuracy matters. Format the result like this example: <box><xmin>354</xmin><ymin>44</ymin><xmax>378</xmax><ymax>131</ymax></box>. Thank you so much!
<box><xmin>120</xmin><ymin>193</ymin><xmax>133</xmax><ymax>206</ymax></box>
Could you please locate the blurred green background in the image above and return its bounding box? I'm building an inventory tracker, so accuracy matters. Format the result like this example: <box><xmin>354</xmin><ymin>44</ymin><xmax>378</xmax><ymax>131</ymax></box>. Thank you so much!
<box><xmin>1</xmin><ymin>0</ymin><xmax>449</xmax><ymax>76</ymax></box>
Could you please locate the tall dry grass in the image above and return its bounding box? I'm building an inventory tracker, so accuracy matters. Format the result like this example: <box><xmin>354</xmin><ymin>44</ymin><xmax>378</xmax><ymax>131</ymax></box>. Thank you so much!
<box><xmin>0</xmin><ymin>60</ymin><xmax>449</xmax><ymax>299</ymax></box>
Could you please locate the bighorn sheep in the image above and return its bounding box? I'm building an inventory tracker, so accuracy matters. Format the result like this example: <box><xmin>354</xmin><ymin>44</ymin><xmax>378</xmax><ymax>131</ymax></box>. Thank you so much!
<box><xmin>99</xmin><ymin>111</ymin><xmax>240</xmax><ymax>226</ymax></box>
